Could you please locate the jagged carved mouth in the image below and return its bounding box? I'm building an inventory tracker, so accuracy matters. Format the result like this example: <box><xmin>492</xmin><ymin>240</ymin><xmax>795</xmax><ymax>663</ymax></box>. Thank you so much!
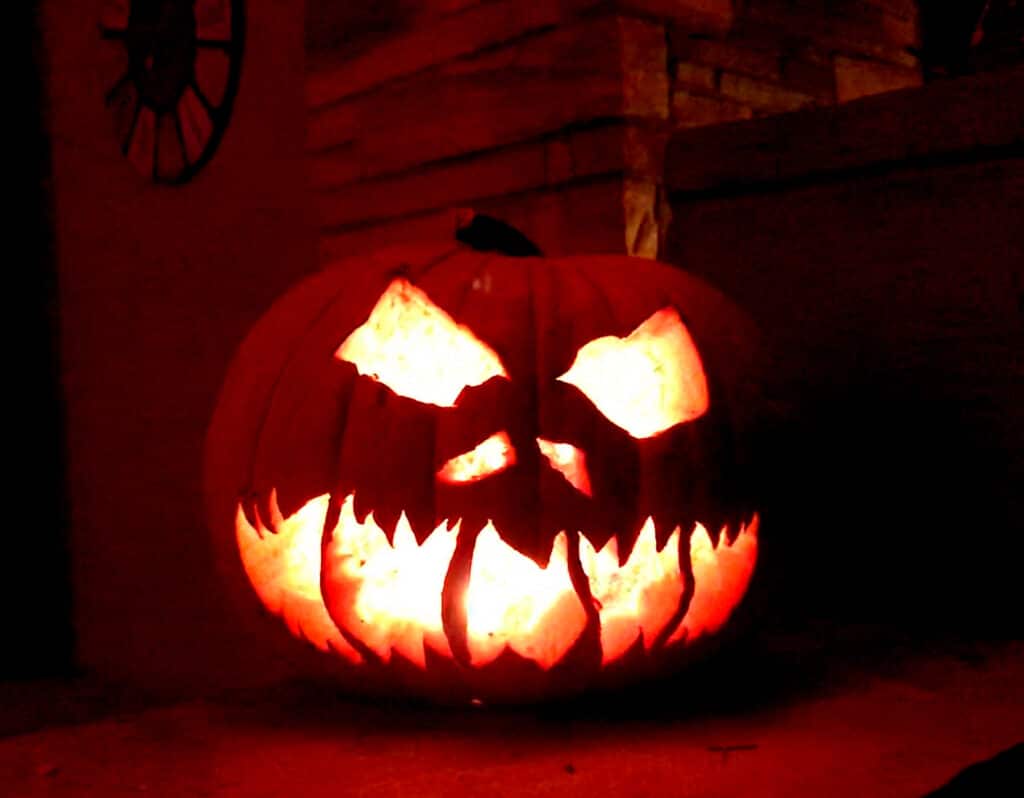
<box><xmin>235</xmin><ymin>491</ymin><xmax>758</xmax><ymax>671</ymax></box>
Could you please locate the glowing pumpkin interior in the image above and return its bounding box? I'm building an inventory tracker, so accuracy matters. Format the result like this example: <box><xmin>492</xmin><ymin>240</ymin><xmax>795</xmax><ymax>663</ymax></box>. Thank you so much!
<box><xmin>235</xmin><ymin>278</ymin><xmax>758</xmax><ymax>676</ymax></box>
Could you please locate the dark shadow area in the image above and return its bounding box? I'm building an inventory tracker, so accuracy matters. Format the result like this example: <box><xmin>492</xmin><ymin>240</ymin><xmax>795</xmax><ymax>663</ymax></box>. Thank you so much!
<box><xmin>664</xmin><ymin>79</ymin><xmax>1024</xmax><ymax>655</ymax></box>
<box><xmin>922</xmin><ymin>742</ymin><xmax>1024</xmax><ymax>797</ymax></box>
<box><xmin>196</xmin><ymin>621</ymin><xmax>1015</xmax><ymax>737</ymax></box>
<box><xmin>918</xmin><ymin>0</ymin><xmax>1024</xmax><ymax>77</ymax></box>
<box><xmin>8</xmin><ymin>613</ymin><xmax>1014</xmax><ymax>743</ymax></box>
<box><xmin>757</xmin><ymin>368</ymin><xmax>1024</xmax><ymax>642</ymax></box>
<box><xmin>5</xmin><ymin>0</ymin><xmax>75</xmax><ymax>683</ymax></box>
<box><xmin>917</xmin><ymin>0</ymin><xmax>989</xmax><ymax>76</ymax></box>
<box><xmin>0</xmin><ymin>677</ymin><xmax>191</xmax><ymax>739</ymax></box>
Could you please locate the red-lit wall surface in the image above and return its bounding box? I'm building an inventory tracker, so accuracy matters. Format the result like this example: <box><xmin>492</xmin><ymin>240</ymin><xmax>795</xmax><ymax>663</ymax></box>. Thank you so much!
<box><xmin>40</xmin><ymin>0</ymin><xmax>1020</xmax><ymax>690</ymax></box>
<box><xmin>42</xmin><ymin>0</ymin><xmax>318</xmax><ymax>687</ymax></box>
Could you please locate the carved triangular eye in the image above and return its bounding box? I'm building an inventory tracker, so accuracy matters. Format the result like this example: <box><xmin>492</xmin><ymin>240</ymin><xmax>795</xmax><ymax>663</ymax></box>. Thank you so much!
<box><xmin>437</xmin><ymin>431</ymin><xmax>516</xmax><ymax>484</ymax></box>
<box><xmin>557</xmin><ymin>307</ymin><xmax>709</xmax><ymax>438</ymax></box>
<box><xmin>336</xmin><ymin>278</ymin><xmax>508</xmax><ymax>407</ymax></box>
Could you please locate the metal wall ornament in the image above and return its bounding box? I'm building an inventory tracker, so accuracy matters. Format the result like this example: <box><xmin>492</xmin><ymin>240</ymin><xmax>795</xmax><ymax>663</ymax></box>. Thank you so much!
<box><xmin>100</xmin><ymin>0</ymin><xmax>245</xmax><ymax>184</ymax></box>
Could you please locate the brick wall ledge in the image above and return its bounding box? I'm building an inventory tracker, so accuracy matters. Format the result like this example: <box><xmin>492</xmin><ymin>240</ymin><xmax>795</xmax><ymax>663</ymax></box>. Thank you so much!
<box><xmin>665</xmin><ymin>67</ymin><xmax>1024</xmax><ymax>197</ymax></box>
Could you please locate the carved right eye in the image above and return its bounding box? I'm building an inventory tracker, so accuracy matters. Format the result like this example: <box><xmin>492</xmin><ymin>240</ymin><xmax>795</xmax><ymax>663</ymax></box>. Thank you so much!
<box><xmin>557</xmin><ymin>306</ymin><xmax>709</xmax><ymax>439</ymax></box>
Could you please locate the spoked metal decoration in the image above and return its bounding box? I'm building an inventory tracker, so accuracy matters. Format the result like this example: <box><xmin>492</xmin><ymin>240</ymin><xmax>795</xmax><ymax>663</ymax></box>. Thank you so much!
<box><xmin>100</xmin><ymin>0</ymin><xmax>245</xmax><ymax>184</ymax></box>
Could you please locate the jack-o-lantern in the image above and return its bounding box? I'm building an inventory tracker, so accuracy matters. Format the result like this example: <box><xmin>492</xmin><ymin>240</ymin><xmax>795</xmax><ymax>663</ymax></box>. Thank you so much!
<box><xmin>205</xmin><ymin>216</ymin><xmax>761</xmax><ymax>702</ymax></box>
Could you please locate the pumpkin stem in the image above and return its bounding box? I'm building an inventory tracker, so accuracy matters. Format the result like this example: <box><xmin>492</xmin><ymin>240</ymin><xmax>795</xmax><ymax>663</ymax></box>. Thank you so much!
<box><xmin>454</xmin><ymin>211</ymin><xmax>542</xmax><ymax>257</ymax></box>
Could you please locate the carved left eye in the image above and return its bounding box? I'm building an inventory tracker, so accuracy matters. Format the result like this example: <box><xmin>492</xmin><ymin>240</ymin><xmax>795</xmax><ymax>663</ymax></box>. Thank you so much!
<box><xmin>437</xmin><ymin>431</ymin><xmax>516</xmax><ymax>483</ymax></box>
<box><xmin>337</xmin><ymin>278</ymin><xmax>508</xmax><ymax>407</ymax></box>
<box><xmin>557</xmin><ymin>307</ymin><xmax>709</xmax><ymax>439</ymax></box>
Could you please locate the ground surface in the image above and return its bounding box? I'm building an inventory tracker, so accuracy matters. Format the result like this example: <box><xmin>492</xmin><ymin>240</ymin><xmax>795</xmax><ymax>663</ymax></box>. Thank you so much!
<box><xmin>3</xmin><ymin>637</ymin><xmax>1022</xmax><ymax>797</ymax></box>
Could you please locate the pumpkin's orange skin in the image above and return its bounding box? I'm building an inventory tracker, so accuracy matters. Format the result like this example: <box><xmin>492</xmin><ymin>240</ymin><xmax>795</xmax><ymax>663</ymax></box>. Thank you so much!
<box><xmin>205</xmin><ymin>237</ymin><xmax>763</xmax><ymax>703</ymax></box>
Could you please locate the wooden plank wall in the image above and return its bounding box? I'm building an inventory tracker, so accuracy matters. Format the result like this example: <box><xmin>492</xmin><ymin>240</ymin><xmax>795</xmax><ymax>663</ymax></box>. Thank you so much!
<box><xmin>307</xmin><ymin>2</ymin><xmax>669</xmax><ymax>258</ymax></box>
<box><xmin>304</xmin><ymin>0</ymin><xmax>924</xmax><ymax>261</ymax></box>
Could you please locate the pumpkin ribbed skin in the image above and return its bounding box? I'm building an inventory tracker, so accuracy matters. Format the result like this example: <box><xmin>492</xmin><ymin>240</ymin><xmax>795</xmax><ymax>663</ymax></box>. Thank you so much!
<box><xmin>205</xmin><ymin>239</ymin><xmax>762</xmax><ymax>702</ymax></box>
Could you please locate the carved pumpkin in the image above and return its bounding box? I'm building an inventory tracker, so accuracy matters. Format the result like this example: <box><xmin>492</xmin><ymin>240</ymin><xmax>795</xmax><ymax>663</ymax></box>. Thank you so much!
<box><xmin>205</xmin><ymin>216</ymin><xmax>761</xmax><ymax>702</ymax></box>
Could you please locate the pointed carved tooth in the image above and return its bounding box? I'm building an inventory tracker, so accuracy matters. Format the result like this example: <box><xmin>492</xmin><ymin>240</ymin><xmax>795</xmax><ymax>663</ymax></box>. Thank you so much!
<box><xmin>579</xmin><ymin>519</ymin><xmax>685</xmax><ymax>664</ymax></box>
<box><xmin>706</xmin><ymin>521</ymin><xmax>725</xmax><ymax>551</ymax></box>
<box><xmin>234</xmin><ymin>494</ymin><xmax>361</xmax><ymax>661</ymax></box>
<box><xmin>614</xmin><ymin>525</ymin><xmax>643</xmax><ymax>568</ymax></box>
<box><xmin>251</xmin><ymin>498</ymin><xmax>270</xmax><ymax>538</ymax></box>
<box><xmin>586</xmin><ymin>535</ymin><xmax>619</xmax><ymax>567</ymax></box>
<box><xmin>323</xmin><ymin>494</ymin><xmax>456</xmax><ymax>667</ymax></box>
<box><xmin>266</xmin><ymin>488</ymin><xmax>285</xmax><ymax>531</ymax></box>
<box><xmin>650</xmin><ymin>514</ymin><xmax>667</xmax><ymax>551</ymax></box>
<box><xmin>391</xmin><ymin>514</ymin><xmax>416</xmax><ymax>552</ymax></box>
<box><xmin>666</xmin><ymin>516</ymin><xmax>758</xmax><ymax>646</ymax></box>
<box><xmin>404</xmin><ymin>507</ymin><xmax>436</xmax><ymax>544</ymax></box>
<box><xmin>369</xmin><ymin>509</ymin><xmax>391</xmax><ymax>544</ymax></box>
<box><xmin>351</xmin><ymin>491</ymin><xmax>373</xmax><ymax>525</ymax></box>
<box><xmin>463</xmin><ymin>526</ymin><xmax>586</xmax><ymax>669</ymax></box>
<box><xmin>241</xmin><ymin>496</ymin><xmax>260</xmax><ymax>536</ymax></box>
<box><xmin>692</xmin><ymin>523</ymin><xmax>714</xmax><ymax>556</ymax></box>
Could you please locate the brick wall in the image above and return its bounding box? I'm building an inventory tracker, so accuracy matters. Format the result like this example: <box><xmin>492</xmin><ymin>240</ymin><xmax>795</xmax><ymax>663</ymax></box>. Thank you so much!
<box><xmin>668</xmin><ymin>0</ymin><xmax>922</xmax><ymax>131</ymax></box>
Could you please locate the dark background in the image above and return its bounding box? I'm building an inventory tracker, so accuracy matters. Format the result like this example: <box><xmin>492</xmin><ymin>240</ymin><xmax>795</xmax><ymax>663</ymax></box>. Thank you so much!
<box><xmin>667</xmin><ymin>138</ymin><xmax>1023</xmax><ymax>644</ymax></box>
<box><xmin>11</xmin><ymin>1</ymin><xmax>74</xmax><ymax>681</ymax></box>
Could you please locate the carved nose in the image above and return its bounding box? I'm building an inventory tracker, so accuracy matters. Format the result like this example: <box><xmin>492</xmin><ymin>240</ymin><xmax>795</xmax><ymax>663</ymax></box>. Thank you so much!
<box><xmin>436</xmin><ymin>432</ymin><xmax>592</xmax><ymax>497</ymax></box>
<box><xmin>436</xmin><ymin>431</ymin><xmax>516</xmax><ymax>484</ymax></box>
<box><xmin>537</xmin><ymin>438</ymin><xmax>592</xmax><ymax>496</ymax></box>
